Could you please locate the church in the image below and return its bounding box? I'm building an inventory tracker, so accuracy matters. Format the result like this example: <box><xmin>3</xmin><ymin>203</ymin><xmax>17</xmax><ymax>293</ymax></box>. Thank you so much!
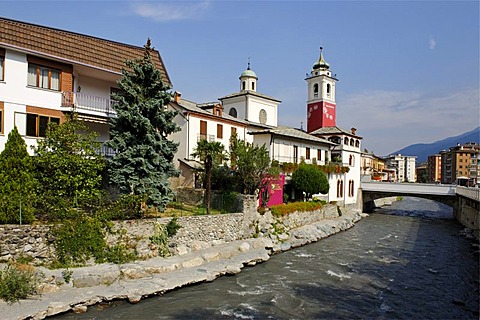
<box><xmin>170</xmin><ymin>48</ymin><xmax>362</xmax><ymax>206</ymax></box>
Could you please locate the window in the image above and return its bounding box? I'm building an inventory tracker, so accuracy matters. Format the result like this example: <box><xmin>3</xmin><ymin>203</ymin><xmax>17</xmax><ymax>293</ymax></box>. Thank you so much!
<box><xmin>327</xmin><ymin>83</ymin><xmax>331</xmax><ymax>95</ymax></box>
<box><xmin>259</xmin><ymin>109</ymin><xmax>267</xmax><ymax>124</ymax></box>
<box><xmin>242</xmin><ymin>81</ymin><xmax>246</xmax><ymax>90</ymax></box>
<box><xmin>229</xmin><ymin>108</ymin><xmax>237</xmax><ymax>118</ymax></box>
<box><xmin>306</xmin><ymin>147</ymin><xmax>310</xmax><ymax>160</ymax></box>
<box><xmin>251</xmin><ymin>82</ymin><xmax>255</xmax><ymax>91</ymax></box>
<box><xmin>28</xmin><ymin>64</ymin><xmax>60</xmax><ymax>91</ymax></box>
<box><xmin>349</xmin><ymin>155</ymin><xmax>355</xmax><ymax>166</ymax></box>
<box><xmin>355</xmin><ymin>140</ymin><xmax>360</xmax><ymax>147</ymax></box>
<box><xmin>0</xmin><ymin>56</ymin><xmax>4</xmax><ymax>81</ymax></box>
<box><xmin>200</xmin><ymin>120</ymin><xmax>207</xmax><ymax>140</ymax></box>
<box><xmin>344</xmin><ymin>137</ymin><xmax>349</xmax><ymax>145</ymax></box>
<box><xmin>26</xmin><ymin>113</ymin><xmax>60</xmax><ymax>137</ymax></box>
<box><xmin>317</xmin><ymin>149</ymin><xmax>322</xmax><ymax>161</ymax></box>
<box><xmin>313</xmin><ymin>83</ymin><xmax>319</xmax><ymax>98</ymax></box>
<box><xmin>350</xmin><ymin>139</ymin><xmax>354</xmax><ymax>146</ymax></box>
<box><xmin>0</xmin><ymin>109</ymin><xmax>3</xmax><ymax>134</ymax></box>
<box><xmin>293</xmin><ymin>145</ymin><xmax>298</xmax><ymax>163</ymax></box>
<box><xmin>217</xmin><ymin>124</ymin><xmax>223</xmax><ymax>139</ymax></box>
<box><xmin>348</xmin><ymin>180</ymin><xmax>355</xmax><ymax>197</ymax></box>
<box><xmin>337</xmin><ymin>179</ymin><xmax>343</xmax><ymax>197</ymax></box>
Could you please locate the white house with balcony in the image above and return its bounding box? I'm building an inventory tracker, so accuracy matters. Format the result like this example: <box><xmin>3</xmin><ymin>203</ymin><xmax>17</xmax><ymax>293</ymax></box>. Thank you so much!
<box><xmin>0</xmin><ymin>17</ymin><xmax>170</xmax><ymax>155</ymax></box>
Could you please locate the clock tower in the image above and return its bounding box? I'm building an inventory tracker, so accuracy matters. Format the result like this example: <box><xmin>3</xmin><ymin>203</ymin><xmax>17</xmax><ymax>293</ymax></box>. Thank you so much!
<box><xmin>306</xmin><ymin>48</ymin><xmax>338</xmax><ymax>133</ymax></box>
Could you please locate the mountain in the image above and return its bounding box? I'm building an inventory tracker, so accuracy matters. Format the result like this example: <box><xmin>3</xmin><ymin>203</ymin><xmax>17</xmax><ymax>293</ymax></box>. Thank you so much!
<box><xmin>389</xmin><ymin>127</ymin><xmax>480</xmax><ymax>164</ymax></box>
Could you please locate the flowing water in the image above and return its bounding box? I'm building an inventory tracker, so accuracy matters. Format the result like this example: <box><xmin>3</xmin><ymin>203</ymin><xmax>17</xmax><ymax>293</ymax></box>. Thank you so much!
<box><xmin>55</xmin><ymin>197</ymin><xmax>479</xmax><ymax>319</ymax></box>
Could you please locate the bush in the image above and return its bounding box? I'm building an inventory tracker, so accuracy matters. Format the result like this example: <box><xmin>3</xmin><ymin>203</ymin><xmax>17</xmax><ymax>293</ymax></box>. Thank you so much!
<box><xmin>270</xmin><ymin>201</ymin><xmax>324</xmax><ymax>217</ymax></box>
<box><xmin>0</xmin><ymin>263</ymin><xmax>41</xmax><ymax>304</ymax></box>
<box><xmin>166</xmin><ymin>217</ymin><xmax>181</xmax><ymax>237</ymax></box>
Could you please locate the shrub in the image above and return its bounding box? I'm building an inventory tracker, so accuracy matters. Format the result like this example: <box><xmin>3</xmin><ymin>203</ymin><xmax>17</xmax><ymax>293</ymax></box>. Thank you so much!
<box><xmin>270</xmin><ymin>201</ymin><xmax>324</xmax><ymax>217</ymax></box>
<box><xmin>0</xmin><ymin>263</ymin><xmax>41</xmax><ymax>304</ymax></box>
<box><xmin>165</xmin><ymin>217</ymin><xmax>181</xmax><ymax>237</ymax></box>
<box><xmin>150</xmin><ymin>222</ymin><xmax>170</xmax><ymax>257</ymax></box>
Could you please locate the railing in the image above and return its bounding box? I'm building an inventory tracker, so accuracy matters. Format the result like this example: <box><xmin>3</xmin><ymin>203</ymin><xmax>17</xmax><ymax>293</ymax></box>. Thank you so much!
<box><xmin>197</xmin><ymin>134</ymin><xmax>215</xmax><ymax>142</ymax></box>
<box><xmin>62</xmin><ymin>92</ymin><xmax>117</xmax><ymax>115</ymax></box>
<box><xmin>97</xmin><ymin>144</ymin><xmax>116</xmax><ymax>158</ymax></box>
<box><xmin>456</xmin><ymin>186</ymin><xmax>480</xmax><ymax>201</ymax></box>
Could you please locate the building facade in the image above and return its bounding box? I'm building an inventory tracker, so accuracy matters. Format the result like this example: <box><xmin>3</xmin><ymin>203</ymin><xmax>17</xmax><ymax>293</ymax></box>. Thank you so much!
<box><xmin>384</xmin><ymin>154</ymin><xmax>416</xmax><ymax>182</ymax></box>
<box><xmin>440</xmin><ymin>143</ymin><xmax>479</xmax><ymax>186</ymax></box>
<box><xmin>427</xmin><ymin>154</ymin><xmax>442</xmax><ymax>183</ymax></box>
<box><xmin>0</xmin><ymin>17</ymin><xmax>170</xmax><ymax>155</ymax></box>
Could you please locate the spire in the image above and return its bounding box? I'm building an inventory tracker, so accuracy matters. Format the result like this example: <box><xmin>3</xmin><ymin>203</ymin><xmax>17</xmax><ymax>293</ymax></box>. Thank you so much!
<box><xmin>313</xmin><ymin>47</ymin><xmax>330</xmax><ymax>70</ymax></box>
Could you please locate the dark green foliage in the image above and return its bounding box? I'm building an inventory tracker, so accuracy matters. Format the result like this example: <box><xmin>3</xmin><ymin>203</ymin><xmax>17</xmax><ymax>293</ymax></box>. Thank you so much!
<box><xmin>107</xmin><ymin>43</ymin><xmax>180</xmax><ymax>211</ymax></box>
<box><xmin>95</xmin><ymin>194</ymin><xmax>146</xmax><ymax>221</ymax></box>
<box><xmin>0</xmin><ymin>127</ymin><xmax>36</xmax><ymax>224</ymax></box>
<box><xmin>0</xmin><ymin>263</ymin><xmax>41</xmax><ymax>304</ymax></box>
<box><xmin>165</xmin><ymin>217</ymin><xmax>181</xmax><ymax>237</ymax></box>
<box><xmin>192</xmin><ymin>139</ymin><xmax>226</xmax><ymax>214</ymax></box>
<box><xmin>292</xmin><ymin>164</ymin><xmax>329</xmax><ymax>200</ymax></box>
<box><xmin>34</xmin><ymin>115</ymin><xmax>106</xmax><ymax>220</ymax></box>
<box><xmin>229</xmin><ymin>136</ymin><xmax>273</xmax><ymax>195</ymax></box>
<box><xmin>52</xmin><ymin>213</ymin><xmax>107</xmax><ymax>266</ymax></box>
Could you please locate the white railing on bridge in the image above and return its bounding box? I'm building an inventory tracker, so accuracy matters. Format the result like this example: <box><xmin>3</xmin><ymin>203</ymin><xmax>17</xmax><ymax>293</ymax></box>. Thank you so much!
<box><xmin>361</xmin><ymin>182</ymin><xmax>456</xmax><ymax>196</ymax></box>
<box><xmin>455</xmin><ymin>186</ymin><xmax>480</xmax><ymax>202</ymax></box>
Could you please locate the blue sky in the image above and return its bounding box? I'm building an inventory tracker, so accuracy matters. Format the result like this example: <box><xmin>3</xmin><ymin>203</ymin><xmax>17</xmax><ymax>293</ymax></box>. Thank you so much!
<box><xmin>2</xmin><ymin>0</ymin><xmax>479</xmax><ymax>156</ymax></box>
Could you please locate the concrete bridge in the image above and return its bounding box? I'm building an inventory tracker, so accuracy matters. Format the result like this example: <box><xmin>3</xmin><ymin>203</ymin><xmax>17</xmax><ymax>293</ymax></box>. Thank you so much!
<box><xmin>360</xmin><ymin>182</ymin><xmax>479</xmax><ymax>239</ymax></box>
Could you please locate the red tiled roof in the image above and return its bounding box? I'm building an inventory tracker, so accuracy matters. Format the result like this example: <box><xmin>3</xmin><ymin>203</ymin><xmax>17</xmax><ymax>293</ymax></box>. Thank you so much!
<box><xmin>0</xmin><ymin>17</ymin><xmax>172</xmax><ymax>87</ymax></box>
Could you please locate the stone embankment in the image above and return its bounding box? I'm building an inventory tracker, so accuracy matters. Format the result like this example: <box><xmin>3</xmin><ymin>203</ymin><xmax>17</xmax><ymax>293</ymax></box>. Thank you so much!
<box><xmin>1</xmin><ymin>199</ymin><xmax>362</xmax><ymax>320</ymax></box>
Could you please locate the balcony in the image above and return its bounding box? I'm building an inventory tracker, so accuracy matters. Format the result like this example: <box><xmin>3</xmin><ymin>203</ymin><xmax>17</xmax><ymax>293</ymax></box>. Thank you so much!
<box><xmin>62</xmin><ymin>92</ymin><xmax>117</xmax><ymax>117</ymax></box>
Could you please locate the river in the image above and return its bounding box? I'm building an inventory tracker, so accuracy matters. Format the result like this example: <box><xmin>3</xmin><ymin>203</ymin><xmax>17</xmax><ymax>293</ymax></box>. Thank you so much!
<box><xmin>54</xmin><ymin>197</ymin><xmax>479</xmax><ymax>319</ymax></box>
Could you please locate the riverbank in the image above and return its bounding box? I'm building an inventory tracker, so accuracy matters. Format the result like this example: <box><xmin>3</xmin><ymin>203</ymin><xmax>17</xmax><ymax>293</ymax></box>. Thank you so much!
<box><xmin>1</xmin><ymin>209</ymin><xmax>362</xmax><ymax>320</ymax></box>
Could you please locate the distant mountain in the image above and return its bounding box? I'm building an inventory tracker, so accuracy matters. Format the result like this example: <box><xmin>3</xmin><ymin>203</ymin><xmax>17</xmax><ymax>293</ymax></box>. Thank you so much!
<box><xmin>390</xmin><ymin>127</ymin><xmax>480</xmax><ymax>164</ymax></box>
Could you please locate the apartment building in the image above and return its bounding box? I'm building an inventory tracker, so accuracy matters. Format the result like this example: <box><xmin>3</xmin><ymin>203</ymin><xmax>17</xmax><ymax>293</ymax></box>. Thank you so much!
<box><xmin>0</xmin><ymin>17</ymin><xmax>170</xmax><ymax>154</ymax></box>
<box><xmin>440</xmin><ymin>143</ymin><xmax>479</xmax><ymax>186</ymax></box>
<box><xmin>427</xmin><ymin>154</ymin><xmax>442</xmax><ymax>183</ymax></box>
<box><xmin>384</xmin><ymin>154</ymin><xmax>416</xmax><ymax>182</ymax></box>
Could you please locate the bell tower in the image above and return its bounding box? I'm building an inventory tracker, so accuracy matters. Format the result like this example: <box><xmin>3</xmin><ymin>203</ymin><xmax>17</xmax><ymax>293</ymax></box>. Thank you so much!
<box><xmin>306</xmin><ymin>47</ymin><xmax>338</xmax><ymax>133</ymax></box>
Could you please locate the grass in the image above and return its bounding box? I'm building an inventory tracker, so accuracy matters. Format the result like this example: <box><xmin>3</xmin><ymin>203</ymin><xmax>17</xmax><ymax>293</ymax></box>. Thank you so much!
<box><xmin>149</xmin><ymin>203</ymin><xmax>224</xmax><ymax>218</ymax></box>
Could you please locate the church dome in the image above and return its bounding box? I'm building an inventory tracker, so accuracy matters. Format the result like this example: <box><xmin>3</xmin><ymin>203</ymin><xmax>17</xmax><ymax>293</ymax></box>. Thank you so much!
<box><xmin>240</xmin><ymin>63</ymin><xmax>258</xmax><ymax>79</ymax></box>
<box><xmin>313</xmin><ymin>47</ymin><xmax>330</xmax><ymax>70</ymax></box>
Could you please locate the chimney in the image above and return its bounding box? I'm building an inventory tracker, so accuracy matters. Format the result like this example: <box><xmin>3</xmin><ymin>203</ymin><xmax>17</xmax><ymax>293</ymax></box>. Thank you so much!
<box><xmin>351</xmin><ymin>127</ymin><xmax>357</xmax><ymax>135</ymax></box>
<box><xmin>174</xmin><ymin>91</ymin><xmax>182</xmax><ymax>103</ymax></box>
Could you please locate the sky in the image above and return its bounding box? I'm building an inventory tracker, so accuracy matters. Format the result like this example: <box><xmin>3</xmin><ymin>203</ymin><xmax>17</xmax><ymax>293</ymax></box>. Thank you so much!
<box><xmin>2</xmin><ymin>0</ymin><xmax>479</xmax><ymax>156</ymax></box>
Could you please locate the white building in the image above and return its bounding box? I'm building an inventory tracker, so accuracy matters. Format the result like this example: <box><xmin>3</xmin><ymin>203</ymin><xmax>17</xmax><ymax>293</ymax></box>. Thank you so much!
<box><xmin>0</xmin><ymin>17</ymin><xmax>170</xmax><ymax>155</ymax></box>
<box><xmin>385</xmin><ymin>154</ymin><xmax>417</xmax><ymax>182</ymax></box>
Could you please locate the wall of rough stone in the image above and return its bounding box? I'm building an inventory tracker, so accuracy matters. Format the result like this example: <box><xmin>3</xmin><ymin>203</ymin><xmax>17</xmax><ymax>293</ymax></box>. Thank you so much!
<box><xmin>0</xmin><ymin>195</ymin><xmax>347</xmax><ymax>265</ymax></box>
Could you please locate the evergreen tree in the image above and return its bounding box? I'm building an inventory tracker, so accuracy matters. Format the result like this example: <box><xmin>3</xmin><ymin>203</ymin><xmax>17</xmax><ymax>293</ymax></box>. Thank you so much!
<box><xmin>34</xmin><ymin>115</ymin><xmax>105</xmax><ymax>220</ymax></box>
<box><xmin>107</xmin><ymin>40</ymin><xmax>180</xmax><ymax>210</ymax></box>
<box><xmin>0</xmin><ymin>127</ymin><xmax>36</xmax><ymax>224</ymax></box>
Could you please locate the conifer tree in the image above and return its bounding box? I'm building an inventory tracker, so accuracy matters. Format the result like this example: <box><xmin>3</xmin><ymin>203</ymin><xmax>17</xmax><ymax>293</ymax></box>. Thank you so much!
<box><xmin>107</xmin><ymin>40</ymin><xmax>180</xmax><ymax>210</ymax></box>
<box><xmin>0</xmin><ymin>127</ymin><xmax>36</xmax><ymax>224</ymax></box>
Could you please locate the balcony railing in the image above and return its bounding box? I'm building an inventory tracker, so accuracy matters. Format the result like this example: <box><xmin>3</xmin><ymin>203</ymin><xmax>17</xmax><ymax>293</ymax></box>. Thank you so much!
<box><xmin>197</xmin><ymin>134</ymin><xmax>215</xmax><ymax>142</ymax></box>
<box><xmin>62</xmin><ymin>92</ymin><xmax>117</xmax><ymax>115</ymax></box>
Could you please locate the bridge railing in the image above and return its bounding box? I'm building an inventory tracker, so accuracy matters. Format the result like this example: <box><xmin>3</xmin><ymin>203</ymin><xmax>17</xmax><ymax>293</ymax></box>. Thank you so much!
<box><xmin>455</xmin><ymin>186</ymin><xmax>480</xmax><ymax>202</ymax></box>
<box><xmin>361</xmin><ymin>182</ymin><xmax>456</xmax><ymax>196</ymax></box>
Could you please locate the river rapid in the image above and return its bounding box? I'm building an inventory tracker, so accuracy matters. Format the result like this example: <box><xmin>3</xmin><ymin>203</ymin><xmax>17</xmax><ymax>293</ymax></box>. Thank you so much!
<box><xmin>55</xmin><ymin>197</ymin><xmax>479</xmax><ymax>319</ymax></box>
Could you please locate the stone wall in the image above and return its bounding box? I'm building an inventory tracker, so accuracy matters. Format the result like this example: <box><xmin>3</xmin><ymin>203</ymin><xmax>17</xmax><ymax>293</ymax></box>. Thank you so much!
<box><xmin>0</xmin><ymin>195</ymin><xmax>354</xmax><ymax>265</ymax></box>
<box><xmin>455</xmin><ymin>196</ymin><xmax>479</xmax><ymax>240</ymax></box>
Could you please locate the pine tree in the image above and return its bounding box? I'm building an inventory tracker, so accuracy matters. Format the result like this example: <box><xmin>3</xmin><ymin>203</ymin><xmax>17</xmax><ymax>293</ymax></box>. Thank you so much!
<box><xmin>107</xmin><ymin>40</ymin><xmax>180</xmax><ymax>210</ymax></box>
<box><xmin>0</xmin><ymin>127</ymin><xmax>36</xmax><ymax>224</ymax></box>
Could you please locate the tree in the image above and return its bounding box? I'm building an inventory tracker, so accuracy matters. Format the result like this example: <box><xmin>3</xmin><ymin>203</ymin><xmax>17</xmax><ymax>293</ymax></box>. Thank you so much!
<box><xmin>229</xmin><ymin>136</ymin><xmax>272</xmax><ymax>195</ymax></box>
<box><xmin>292</xmin><ymin>164</ymin><xmax>329</xmax><ymax>200</ymax></box>
<box><xmin>191</xmin><ymin>139</ymin><xmax>226</xmax><ymax>214</ymax></box>
<box><xmin>0</xmin><ymin>127</ymin><xmax>36</xmax><ymax>224</ymax></box>
<box><xmin>34</xmin><ymin>115</ymin><xmax>105</xmax><ymax>219</ymax></box>
<box><xmin>107</xmin><ymin>40</ymin><xmax>180</xmax><ymax>210</ymax></box>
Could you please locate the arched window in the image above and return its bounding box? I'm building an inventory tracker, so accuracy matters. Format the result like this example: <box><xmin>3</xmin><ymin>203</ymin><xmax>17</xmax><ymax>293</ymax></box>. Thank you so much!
<box><xmin>259</xmin><ymin>109</ymin><xmax>267</xmax><ymax>124</ymax></box>
<box><xmin>252</xmin><ymin>82</ymin><xmax>255</xmax><ymax>91</ymax></box>
<box><xmin>313</xmin><ymin>84</ymin><xmax>319</xmax><ymax>98</ymax></box>
<box><xmin>344</xmin><ymin>137</ymin><xmax>349</xmax><ymax>145</ymax></box>
<box><xmin>327</xmin><ymin>83</ymin><xmax>331</xmax><ymax>94</ymax></box>
<box><xmin>337</xmin><ymin>179</ymin><xmax>344</xmax><ymax>198</ymax></box>
<box><xmin>242</xmin><ymin>81</ymin><xmax>246</xmax><ymax>91</ymax></box>
<box><xmin>229</xmin><ymin>108</ymin><xmax>237</xmax><ymax>118</ymax></box>
<box><xmin>355</xmin><ymin>140</ymin><xmax>360</xmax><ymax>148</ymax></box>
<box><xmin>348</xmin><ymin>180</ymin><xmax>355</xmax><ymax>197</ymax></box>
<box><xmin>349</xmin><ymin>155</ymin><xmax>355</xmax><ymax>166</ymax></box>
<box><xmin>350</xmin><ymin>139</ymin><xmax>354</xmax><ymax>146</ymax></box>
